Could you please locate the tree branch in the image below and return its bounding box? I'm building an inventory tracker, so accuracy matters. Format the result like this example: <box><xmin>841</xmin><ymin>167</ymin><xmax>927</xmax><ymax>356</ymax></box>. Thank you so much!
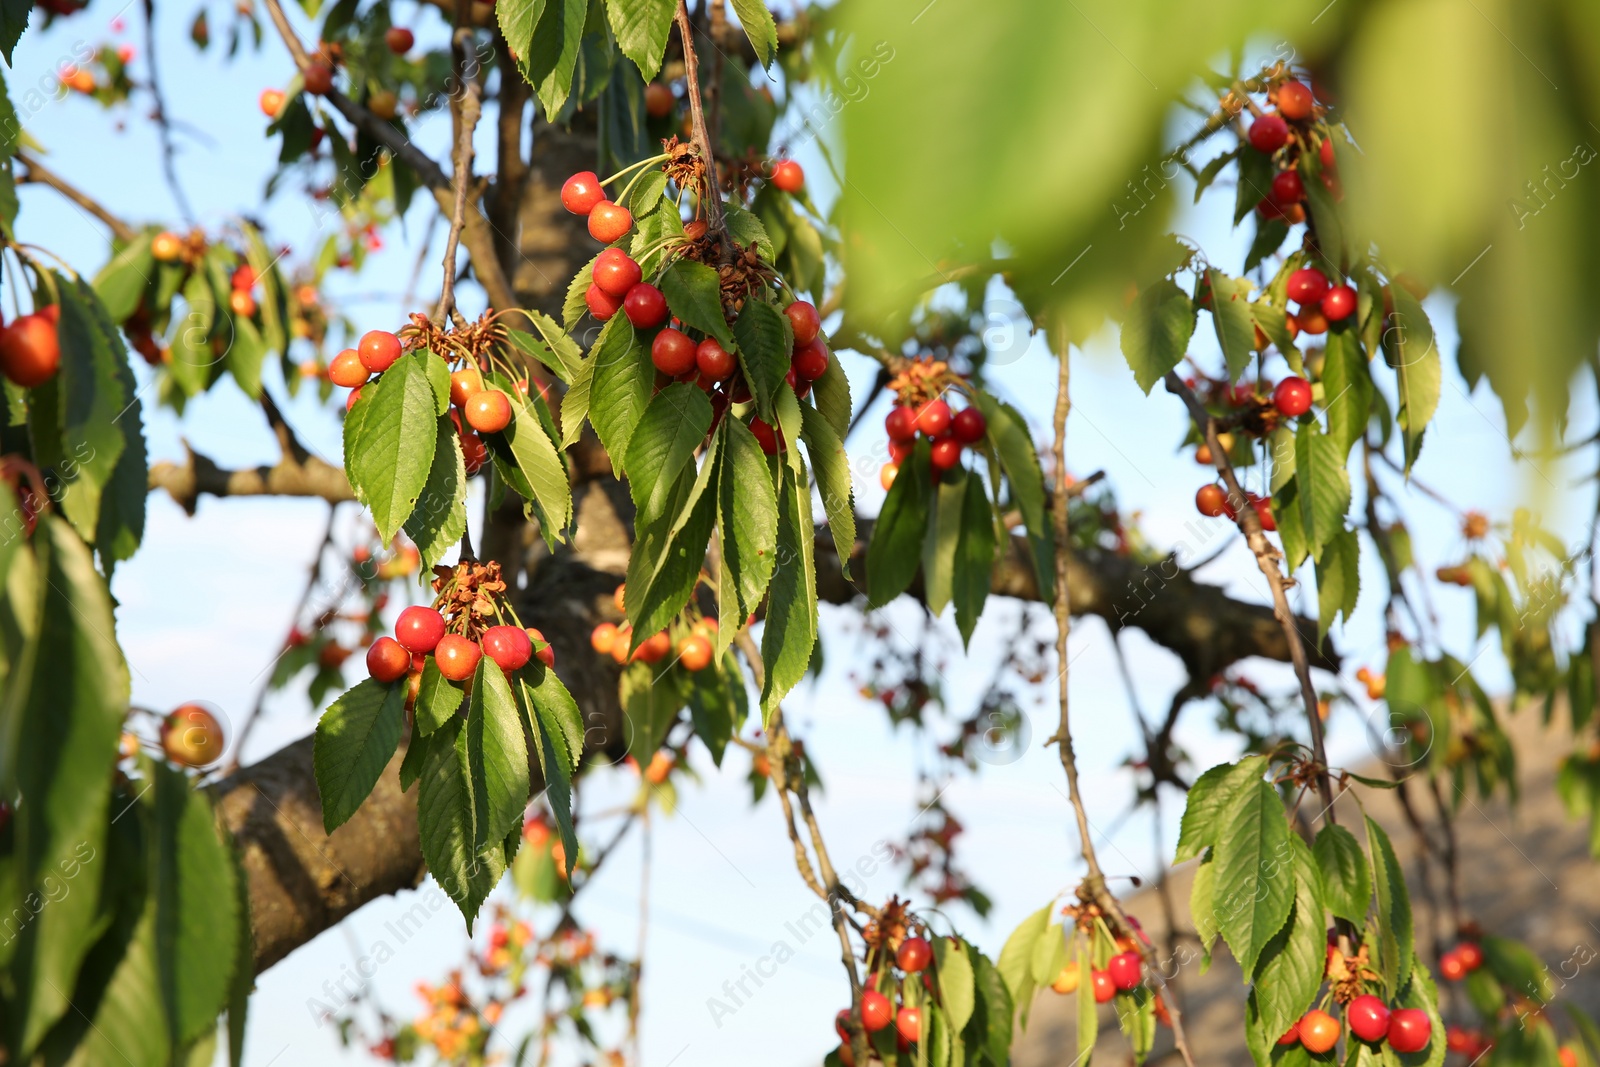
<box><xmin>674</xmin><ymin>0</ymin><xmax>726</xmax><ymax>237</ymax></box>
<box><xmin>16</xmin><ymin>153</ymin><xmax>138</xmax><ymax>244</ymax></box>
<box><xmin>435</xmin><ymin>0</ymin><xmax>482</xmax><ymax>325</ymax></box>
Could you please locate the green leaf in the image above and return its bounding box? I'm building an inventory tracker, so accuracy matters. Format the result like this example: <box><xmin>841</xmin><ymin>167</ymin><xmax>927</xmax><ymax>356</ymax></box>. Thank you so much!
<box><xmin>1116</xmin><ymin>986</ymin><xmax>1157</xmax><ymax>1065</ymax></box>
<box><xmin>1208</xmin><ymin>270</ymin><xmax>1257</xmax><ymax>382</ymax></box>
<box><xmin>998</xmin><ymin>904</ymin><xmax>1050</xmax><ymax>1007</ymax></box>
<box><xmin>934</xmin><ymin>937</ymin><xmax>975</xmax><ymax>1033</ymax></box>
<box><xmin>605</xmin><ymin>0</ymin><xmax>676</xmax><ymax>81</ymax></box>
<box><xmin>563</xmin><ymin>251</ymin><xmax>596</xmax><ymax>331</ymax></box>
<box><xmin>1121</xmin><ymin>279</ymin><xmax>1196</xmax><ymax>394</ymax></box>
<box><xmin>1366</xmin><ymin>814</ymin><xmax>1413</xmax><ymax>994</ymax></box>
<box><xmin>1302</xmin><ymin>174</ymin><xmax>1347</xmax><ymax>275</ymax></box>
<box><xmin>625</xmin><ymin>437</ymin><xmax>719</xmax><ymax>646</ymax></box>
<box><xmin>1316</xmin><ymin>527</ymin><xmax>1361</xmax><ymax>641</ymax></box>
<box><xmin>1294</xmin><ymin>420</ymin><xmax>1352</xmax><ymax>563</ymax></box>
<box><xmin>403</xmin><ymin>416</ymin><xmax>468</xmax><ymax>571</ymax></box>
<box><xmin>5</xmin><ymin>517</ymin><xmax>127</xmax><ymax>1054</ymax></box>
<box><xmin>716</xmin><ymin>418</ymin><xmax>779</xmax><ymax>637</ymax></box>
<box><xmin>625</xmin><ymin>383</ymin><xmax>714</xmax><ymax>529</ymax></box>
<box><xmin>661</xmin><ymin>259</ymin><xmax>734</xmax><ymax>345</ymax></box>
<box><xmin>800</xmin><ymin>401</ymin><xmax>857</xmax><ymax>577</ymax></box>
<box><xmin>686</xmin><ymin>664</ymin><xmax>737</xmax><ymax>765</ymax></box>
<box><xmin>0</xmin><ymin>3</ymin><xmax>28</xmax><ymax>66</ymax></box>
<box><xmin>49</xmin><ymin>280</ymin><xmax>129</xmax><ymax>541</ymax></box>
<box><xmin>521</xmin><ymin>660</ymin><xmax>584</xmax><ymax>779</ymax></box>
<box><xmin>1236</xmin><ymin>138</ymin><xmax>1276</xmax><ymax>223</ymax></box>
<box><xmin>522</xmin><ymin>0</ymin><xmax>586</xmax><ymax>116</ymax></box>
<box><xmin>1320</xmin><ymin>328</ymin><xmax>1373</xmax><ymax>461</ymax></box>
<box><xmin>56</xmin><ymin>899</ymin><xmax>171</xmax><ymax>1067</ymax></box>
<box><xmin>152</xmin><ymin>762</ymin><xmax>239</xmax><ymax>1047</ymax></box>
<box><xmin>812</xmin><ymin>341</ymin><xmax>853</xmax><ymax>438</ymax></box>
<box><xmin>1251</xmin><ymin>300</ymin><xmax>1296</xmax><ymax>361</ymax></box>
<box><xmin>620</xmin><ymin>659</ymin><xmax>684</xmax><ymax>761</ymax></box>
<box><xmin>509</xmin><ymin>313</ymin><xmax>583</xmax><ymax>383</ymax></box>
<box><xmin>350</xmin><ymin>351</ymin><xmax>439</xmax><ymax>543</ymax></box>
<box><xmin>586</xmin><ymin>315</ymin><xmax>654</xmax><ymax>470</ymax></box>
<box><xmin>627</xmin><ymin>168</ymin><xmax>670</xmax><ymax>218</ymax></box>
<box><xmin>760</xmin><ymin>459</ymin><xmax>818</xmax><ymax>721</ymax></box>
<box><xmin>467</xmin><ymin>658</ymin><xmax>530</xmax><ymax>851</ymax></box>
<box><xmin>922</xmin><ymin>470</ymin><xmax>965</xmax><ymax>617</ymax></box>
<box><xmin>733</xmin><ymin>298</ymin><xmax>792</xmax><ymax>418</ymax></box>
<box><xmin>93</xmin><ymin>231</ymin><xmax>154</xmax><ymax>323</ymax></box>
<box><xmin>415</xmin><ymin>658</ymin><xmax>466</xmax><ymax>736</ymax></box>
<box><xmin>1076</xmin><ymin>933</ymin><xmax>1100</xmax><ymax>1058</ymax></box>
<box><xmin>85</xmin><ymin>281</ymin><xmax>147</xmax><ymax>568</ymax></box>
<box><xmin>1313</xmin><ymin>824</ymin><xmax>1371</xmax><ymax>924</ymax></box>
<box><xmin>486</xmin><ymin>389</ymin><xmax>573</xmax><ymax>537</ymax></box>
<box><xmin>559</xmin><ymin>340</ymin><xmax>595</xmax><ymax>448</ymax></box>
<box><xmin>970</xmin><ymin>950</ymin><xmax>1014</xmax><ymax>1063</ymax></box>
<box><xmin>728</xmin><ymin>0</ymin><xmax>777</xmax><ymax>66</ymax></box>
<box><xmin>1386</xmin><ymin>281</ymin><xmax>1440</xmax><ymax>473</ymax></box>
<box><xmin>973</xmin><ymin>392</ymin><xmax>1053</xmax><ymax>601</ymax></box>
<box><xmin>866</xmin><ymin>439</ymin><xmax>931</xmax><ymax>608</ymax></box>
<box><xmin>168</xmin><ymin>270</ymin><xmax>216</xmax><ymax>397</ymax></box>
<box><xmin>398</xmin><ymin>726</ymin><xmax>429</xmax><ymax>792</ymax></box>
<box><xmin>1174</xmin><ymin>755</ymin><xmax>1270</xmax><ymax>863</ymax></box>
<box><xmin>314</xmin><ymin>678</ymin><xmax>406</xmax><ymax>832</ymax></box>
<box><xmin>952</xmin><ymin>471</ymin><xmax>997</xmax><ymax>646</ymax></box>
<box><xmin>1250</xmin><ymin>837</ymin><xmax>1325</xmax><ymax>1049</ymax></box>
<box><xmin>1213</xmin><ymin>778</ymin><xmax>1296</xmax><ymax>977</ymax></box>
<box><xmin>418</xmin><ymin>717</ymin><xmax>505</xmax><ymax>928</ymax></box>
<box><xmin>1191</xmin><ymin>853</ymin><xmax>1221</xmax><ymax>957</ymax></box>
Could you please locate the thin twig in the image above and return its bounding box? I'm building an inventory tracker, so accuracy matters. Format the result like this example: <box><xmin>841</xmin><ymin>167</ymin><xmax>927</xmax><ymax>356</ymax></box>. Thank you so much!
<box><xmin>16</xmin><ymin>153</ymin><xmax>137</xmax><ymax>244</ymax></box>
<box><xmin>436</xmin><ymin>0</ymin><xmax>481</xmax><ymax>325</ymax></box>
<box><xmin>674</xmin><ymin>0</ymin><xmax>726</xmax><ymax>237</ymax></box>
<box><xmin>143</xmin><ymin>0</ymin><xmax>195</xmax><ymax>224</ymax></box>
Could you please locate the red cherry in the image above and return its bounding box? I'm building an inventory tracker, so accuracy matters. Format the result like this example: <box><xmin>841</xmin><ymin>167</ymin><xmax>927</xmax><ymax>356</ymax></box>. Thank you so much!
<box><xmin>1320</xmin><ymin>137</ymin><xmax>1336</xmax><ymax>170</ymax></box>
<box><xmin>887</xmin><ymin>439</ymin><xmax>913</xmax><ymax>464</ymax></box>
<box><xmin>784</xmin><ymin>300</ymin><xmax>820</xmax><ymax>346</ymax></box>
<box><xmin>749</xmin><ymin>416</ymin><xmax>782</xmax><ymax>455</ymax></box>
<box><xmin>1091</xmin><ymin>970</ymin><xmax>1116</xmax><ymax>1003</ymax></box>
<box><xmin>1387</xmin><ymin>1009</ymin><xmax>1432</xmax><ymax>1054</ymax></box>
<box><xmin>885</xmin><ymin>406</ymin><xmax>918</xmax><ymax>442</ymax></box>
<box><xmin>481</xmin><ymin>624</ymin><xmax>533</xmax><ymax>671</ymax></box>
<box><xmin>913</xmin><ymin>397</ymin><xmax>951</xmax><ymax>437</ymax></box>
<box><xmin>880</xmin><ymin>463</ymin><xmax>899</xmax><ymax>490</ymax></box>
<box><xmin>896</xmin><ymin>937</ymin><xmax>931</xmax><ymax>973</ymax></box>
<box><xmin>644</xmin><ymin>82</ymin><xmax>674</xmax><ymax>118</ymax></box>
<box><xmin>951</xmin><ymin>407</ymin><xmax>987</xmax><ymax>443</ymax></box>
<box><xmin>161</xmin><ymin>704</ymin><xmax>225</xmax><ymax>767</ymax></box>
<box><xmin>1273</xmin><ymin>376</ymin><xmax>1313</xmax><ymax>417</ymax></box>
<box><xmin>895</xmin><ymin>1007</ymin><xmax>920</xmax><ymax>1044</ymax></box>
<box><xmin>623</xmin><ymin>284</ymin><xmax>668</xmax><ymax>328</ymax></box>
<box><xmin>1271</xmin><ymin>169</ymin><xmax>1304</xmax><ymax>204</ymax></box>
<box><xmin>771</xmin><ymin>159</ymin><xmax>804</xmax><ymax>193</ymax></box>
<box><xmin>593</xmin><ymin>248</ymin><xmax>643</xmax><ymax>298</ymax></box>
<box><xmin>1560</xmin><ymin>1048</ymin><xmax>1579</xmax><ymax>1067</ymax></box>
<box><xmin>784</xmin><ymin>364</ymin><xmax>813</xmax><ymax>399</ymax></box>
<box><xmin>385</xmin><ymin>26</ymin><xmax>414</xmax><ymax>53</ymax></box>
<box><xmin>1299</xmin><ymin>1010</ymin><xmax>1341</xmax><ymax>1054</ymax></box>
<box><xmin>259</xmin><ymin>88</ymin><xmax>286</xmax><ymax>117</ymax></box>
<box><xmin>929</xmin><ymin>436</ymin><xmax>963</xmax><ymax>472</ymax></box>
<box><xmin>0</xmin><ymin>313</ymin><xmax>62</xmax><ymax>387</ymax></box>
<box><xmin>449</xmin><ymin>367</ymin><xmax>484</xmax><ymax>407</ymax></box>
<box><xmin>346</xmin><ymin>386</ymin><xmax>363</xmax><ymax>412</ymax></box>
<box><xmin>588</xmin><ymin>200</ymin><xmax>633</xmax><ymax>243</ymax></box>
<box><xmin>1253</xmin><ymin>496</ymin><xmax>1277</xmax><ymax>532</ymax></box>
<box><xmin>465</xmin><ymin>390</ymin><xmax>513</xmax><ymax>434</ymax></box>
<box><xmin>1277</xmin><ymin>1023</ymin><xmax>1301</xmax><ymax>1047</ymax></box>
<box><xmin>461</xmin><ymin>431</ymin><xmax>487</xmax><ymax>474</ymax></box>
<box><xmin>1248</xmin><ymin>113</ymin><xmax>1290</xmax><ymax>153</ymax></box>
<box><xmin>651</xmin><ymin>328</ymin><xmax>697</xmax><ymax>376</ymax></box>
<box><xmin>1455</xmin><ymin>942</ymin><xmax>1484</xmax><ymax>971</ymax></box>
<box><xmin>303</xmin><ymin>60</ymin><xmax>335</xmax><ymax>96</ymax></box>
<box><xmin>1196</xmin><ymin>484</ymin><xmax>1228</xmax><ymax>517</ymax></box>
<box><xmin>1107</xmin><ymin>950</ymin><xmax>1142</xmax><ymax>991</ymax></box>
<box><xmin>1286</xmin><ymin>266</ymin><xmax>1330</xmax><ymax>305</ymax></box>
<box><xmin>860</xmin><ymin>991</ymin><xmax>891</xmax><ymax>1032</ymax></box>
<box><xmin>696</xmin><ymin>338</ymin><xmax>736</xmax><ymax>380</ymax></box>
<box><xmin>834</xmin><ymin>1009</ymin><xmax>851</xmax><ymax>1043</ymax></box>
<box><xmin>585</xmin><ymin>283</ymin><xmax>624</xmax><ymax>321</ymax></box>
<box><xmin>434</xmin><ymin>634</ymin><xmax>481</xmax><ymax>681</ymax></box>
<box><xmin>1345</xmin><ymin>995</ymin><xmax>1390</xmax><ymax>1043</ymax></box>
<box><xmin>329</xmin><ymin>348</ymin><xmax>367</xmax><ymax>388</ymax></box>
<box><xmin>1277</xmin><ymin>80</ymin><xmax>1314</xmax><ymax>121</ymax></box>
<box><xmin>1439</xmin><ymin>949</ymin><xmax>1467</xmax><ymax>981</ymax></box>
<box><xmin>358</xmin><ymin>329</ymin><xmax>402</xmax><ymax>373</ymax></box>
<box><xmin>367</xmin><ymin>636</ymin><xmax>411</xmax><ymax>682</ymax></box>
<box><xmin>561</xmin><ymin>171</ymin><xmax>604</xmax><ymax>215</ymax></box>
<box><xmin>395</xmin><ymin>606</ymin><xmax>446</xmax><ymax>653</ymax></box>
<box><xmin>1322</xmin><ymin>284</ymin><xmax>1356</xmax><ymax>322</ymax></box>
<box><xmin>792</xmin><ymin>339</ymin><xmax>830</xmax><ymax>381</ymax></box>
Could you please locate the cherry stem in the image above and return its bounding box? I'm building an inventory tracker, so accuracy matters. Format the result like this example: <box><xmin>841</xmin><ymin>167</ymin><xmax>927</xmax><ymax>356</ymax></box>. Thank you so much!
<box><xmin>599</xmin><ymin>152</ymin><xmax>670</xmax><ymax>188</ymax></box>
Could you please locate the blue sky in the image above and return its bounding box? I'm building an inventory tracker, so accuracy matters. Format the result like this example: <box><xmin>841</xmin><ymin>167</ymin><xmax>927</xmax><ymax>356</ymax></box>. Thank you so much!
<box><xmin>13</xmin><ymin>5</ymin><xmax>1598</xmax><ymax>1065</ymax></box>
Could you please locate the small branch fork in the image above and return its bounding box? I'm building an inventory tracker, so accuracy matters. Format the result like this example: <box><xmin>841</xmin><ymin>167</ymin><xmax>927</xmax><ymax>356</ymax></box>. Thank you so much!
<box><xmin>1163</xmin><ymin>371</ymin><xmax>1339</xmax><ymax>823</ymax></box>
<box><xmin>1050</xmin><ymin>348</ymin><xmax>1199</xmax><ymax>1067</ymax></box>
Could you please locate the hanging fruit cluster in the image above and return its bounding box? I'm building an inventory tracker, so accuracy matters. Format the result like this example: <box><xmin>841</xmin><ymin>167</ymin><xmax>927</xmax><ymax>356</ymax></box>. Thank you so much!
<box><xmin>879</xmin><ymin>357</ymin><xmax>989</xmax><ymax>490</ymax></box>
<box><xmin>588</xmin><ymin>582</ymin><xmax>719</xmax><ymax>672</ymax></box>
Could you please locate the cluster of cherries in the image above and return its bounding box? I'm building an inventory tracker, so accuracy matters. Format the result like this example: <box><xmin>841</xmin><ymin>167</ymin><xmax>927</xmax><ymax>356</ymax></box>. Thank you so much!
<box><xmin>880</xmin><ymin>397</ymin><xmax>987</xmax><ymax>489</ymax></box>
<box><xmin>560</xmin><ymin>164</ymin><xmax>831</xmax><ymax>458</ymax></box>
<box><xmin>366</xmin><ymin>603</ymin><xmax>554</xmax><ymax>684</ymax></box>
<box><xmin>1437</xmin><ymin>939</ymin><xmax>1484</xmax><ymax>982</ymax></box>
<box><xmin>1048</xmin><ymin>944</ymin><xmax>1148</xmax><ymax>1003</ymax></box>
<box><xmin>1247</xmin><ymin>77</ymin><xmax>1341</xmax><ymax>220</ymax></box>
<box><xmin>0</xmin><ymin>303</ymin><xmax>60</xmax><ymax>388</ymax></box>
<box><xmin>834</xmin><ymin>936</ymin><xmax>932</xmax><ymax>1062</ymax></box>
<box><xmin>1354</xmin><ymin>665</ymin><xmax>1386</xmax><ymax>700</ymax></box>
<box><xmin>1280</xmin><ymin>996</ymin><xmax>1433</xmax><ymax>1055</ymax></box>
<box><xmin>1283</xmin><ymin>265</ymin><xmax>1356</xmax><ymax>336</ymax></box>
<box><xmin>587</xmin><ymin>584</ymin><xmax>718</xmax><ymax>672</ymax></box>
<box><xmin>257</xmin><ymin>26</ymin><xmax>414</xmax><ymax>121</ymax></box>
<box><xmin>1191</xmin><ymin>373</ymin><xmax>1318</xmax><ymax>528</ymax></box>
